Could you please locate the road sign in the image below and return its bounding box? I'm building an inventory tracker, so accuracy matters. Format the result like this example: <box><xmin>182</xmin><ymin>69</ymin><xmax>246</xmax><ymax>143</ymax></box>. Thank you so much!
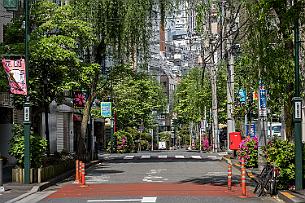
<box><xmin>101</xmin><ymin>102</ymin><xmax>112</xmax><ymax>118</ymax></box>
<box><xmin>3</xmin><ymin>0</ymin><xmax>18</xmax><ymax>11</ymax></box>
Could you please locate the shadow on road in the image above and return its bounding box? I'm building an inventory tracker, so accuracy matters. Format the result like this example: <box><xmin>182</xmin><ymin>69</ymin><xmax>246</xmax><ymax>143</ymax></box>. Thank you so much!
<box><xmin>178</xmin><ymin>175</ymin><xmax>253</xmax><ymax>187</ymax></box>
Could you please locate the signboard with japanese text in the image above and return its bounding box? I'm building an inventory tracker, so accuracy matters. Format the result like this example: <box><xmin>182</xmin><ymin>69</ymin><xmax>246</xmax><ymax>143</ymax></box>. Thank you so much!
<box><xmin>101</xmin><ymin>102</ymin><xmax>112</xmax><ymax>118</ymax></box>
<box><xmin>2</xmin><ymin>58</ymin><xmax>27</xmax><ymax>95</ymax></box>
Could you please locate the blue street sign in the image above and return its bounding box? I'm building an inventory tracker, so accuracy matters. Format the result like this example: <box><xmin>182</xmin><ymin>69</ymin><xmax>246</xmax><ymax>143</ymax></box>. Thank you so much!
<box><xmin>246</xmin><ymin>123</ymin><xmax>256</xmax><ymax>138</ymax></box>
<box><xmin>259</xmin><ymin>83</ymin><xmax>267</xmax><ymax>116</ymax></box>
<box><xmin>101</xmin><ymin>102</ymin><xmax>112</xmax><ymax>118</ymax></box>
<box><xmin>239</xmin><ymin>88</ymin><xmax>247</xmax><ymax>104</ymax></box>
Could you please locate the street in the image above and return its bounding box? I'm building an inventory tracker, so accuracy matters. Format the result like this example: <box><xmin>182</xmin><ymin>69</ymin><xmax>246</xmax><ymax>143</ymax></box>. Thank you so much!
<box><xmin>14</xmin><ymin>151</ymin><xmax>280</xmax><ymax>203</ymax></box>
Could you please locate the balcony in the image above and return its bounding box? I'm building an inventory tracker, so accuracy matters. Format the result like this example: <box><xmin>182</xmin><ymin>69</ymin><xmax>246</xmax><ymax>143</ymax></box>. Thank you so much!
<box><xmin>0</xmin><ymin>92</ymin><xmax>13</xmax><ymax>108</ymax></box>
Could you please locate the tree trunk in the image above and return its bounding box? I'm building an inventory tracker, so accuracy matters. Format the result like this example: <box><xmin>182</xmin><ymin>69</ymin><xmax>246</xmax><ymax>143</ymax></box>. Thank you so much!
<box><xmin>284</xmin><ymin>95</ymin><xmax>293</xmax><ymax>141</ymax></box>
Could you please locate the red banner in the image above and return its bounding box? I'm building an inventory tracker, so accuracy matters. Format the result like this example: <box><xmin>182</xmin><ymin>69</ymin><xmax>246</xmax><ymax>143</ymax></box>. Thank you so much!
<box><xmin>1</xmin><ymin>58</ymin><xmax>27</xmax><ymax>95</ymax></box>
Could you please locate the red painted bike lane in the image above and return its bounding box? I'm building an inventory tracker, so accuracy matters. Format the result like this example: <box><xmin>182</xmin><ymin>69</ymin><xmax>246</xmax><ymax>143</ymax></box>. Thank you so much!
<box><xmin>47</xmin><ymin>183</ymin><xmax>255</xmax><ymax>199</ymax></box>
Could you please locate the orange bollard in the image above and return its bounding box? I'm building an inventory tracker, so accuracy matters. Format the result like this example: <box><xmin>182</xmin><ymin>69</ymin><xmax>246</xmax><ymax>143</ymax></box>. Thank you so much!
<box><xmin>241</xmin><ymin>157</ymin><xmax>247</xmax><ymax>196</ymax></box>
<box><xmin>228</xmin><ymin>160</ymin><xmax>232</xmax><ymax>190</ymax></box>
<box><xmin>74</xmin><ymin>160</ymin><xmax>79</xmax><ymax>184</ymax></box>
<box><xmin>78</xmin><ymin>161</ymin><xmax>83</xmax><ymax>183</ymax></box>
<box><xmin>80</xmin><ymin>162</ymin><xmax>87</xmax><ymax>187</ymax></box>
<box><xmin>240</xmin><ymin>157</ymin><xmax>245</xmax><ymax>186</ymax></box>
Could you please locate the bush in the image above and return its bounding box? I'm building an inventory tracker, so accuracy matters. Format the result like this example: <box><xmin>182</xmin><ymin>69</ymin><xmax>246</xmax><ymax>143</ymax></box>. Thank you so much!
<box><xmin>237</xmin><ymin>136</ymin><xmax>258</xmax><ymax>168</ymax></box>
<box><xmin>9</xmin><ymin>124</ymin><xmax>47</xmax><ymax>168</ymax></box>
<box><xmin>107</xmin><ymin>130</ymin><xmax>135</xmax><ymax>153</ymax></box>
<box><xmin>263</xmin><ymin>139</ymin><xmax>295</xmax><ymax>190</ymax></box>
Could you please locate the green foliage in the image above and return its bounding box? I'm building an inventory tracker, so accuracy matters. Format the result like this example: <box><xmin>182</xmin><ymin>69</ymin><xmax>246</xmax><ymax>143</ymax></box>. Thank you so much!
<box><xmin>9</xmin><ymin>124</ymin><xmax>47</xmax><ymax>168</ymax></box>
<box><xmin>116</xmin><ymin>130</ymin><xmax>135</xmax><ymax>153</ymax></box>
<box><xmin>174</xmin><ymin>67</ymin><xmax>210</xmax><ymax>123</ymax></box>
<box><xmin>70</xmin><ymin>0</ymin><xmax>174</xmax><ymax>65</ymax></box>
<box><xmin>235</xmin><ymin>0</ymin><xmax>305</xmax><ymax>139</ymax></box>
<box><xmin>263</xmin><ymin>139</ymin><xmax>295</xmax><ymax>190</ymax></box>
<box><xmin>111</xmin><ymin>66</ymin><xmax>166</xmax><ymax>130</ymax></box>
<box><xmin>158</xmin><ymin>131</ymin><xmax>171</xmax><ymax>142</ymax></box>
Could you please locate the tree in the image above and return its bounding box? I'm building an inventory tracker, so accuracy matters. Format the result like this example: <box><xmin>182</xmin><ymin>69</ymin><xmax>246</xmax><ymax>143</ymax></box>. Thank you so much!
<box><xmin>112</xmin><ymin>66</ymin><xmax>166</xmax><ymax>131</ymax></box>
<box><xmin>68</xmin><ymin>0</ymin><xmax>174</xmax><ymax>157</ymax></box>
<box><xmin>235</xmin><ymin>0</ymin><xmax>305</xmax><ymax>140</ymax></box>
<box><xmin>174</xmin><ymin>67</ymin><xmax>210</xmax><ymax>123</ymax></box>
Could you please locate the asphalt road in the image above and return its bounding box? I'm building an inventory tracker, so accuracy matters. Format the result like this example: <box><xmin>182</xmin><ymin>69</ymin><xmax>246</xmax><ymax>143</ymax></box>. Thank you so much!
<box><xmin>15</xmin><ymin>151</ymin><xmax>282</xmax><ymax>203</ymax></box>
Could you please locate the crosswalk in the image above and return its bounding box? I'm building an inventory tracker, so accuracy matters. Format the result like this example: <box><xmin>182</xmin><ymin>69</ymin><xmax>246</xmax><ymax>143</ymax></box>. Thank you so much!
<box><xmin>100</xmin><ymin>154</ymin><xmax>223</xmax><ymax>161</ymax></box>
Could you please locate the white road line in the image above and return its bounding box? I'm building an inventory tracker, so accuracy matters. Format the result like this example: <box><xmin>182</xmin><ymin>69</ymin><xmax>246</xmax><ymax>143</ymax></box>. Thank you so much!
<box><xmin>142</xmin><ymin>197</ymin><xmax>157</xmax><ymax>202</ymax></box>
<box><xmin>88</xmin><ymin>199</ymin><xmax>142</xmax><ymax>202</ymax></box>
<box><xmin>158</xmin><ymin>155</ymin><xmax>167</xmax><ymax>159</ymax></box>
<box><xmin>141</xmin><ymin>155</ymin><xmax>151</xmax><ymax>159</ymax></box>
<box><xmin>191</xmin><ymin>155</ymin><xmax>202</xmax><ymax>159</ymax></box>
<box><xmin>175</xmin><ymin>155</ymin><xmax>184</xmax><ymax>158</ymax></box>
<box><xmin>123</xmin><ymin>156</ymin><xmax>134</xmax><ymax>160</ymax></box>
<box><xmin>207</xmin><ymin>155</ymin><xmax>217</xmax><ymax>160</ymax></box>
<box><xmin>87</xmin><ymin>197</ymin><xmax>157</xmax><ymax>203</ymax></box>
<box><xmin>218</xmin><ymin>152</ymin><xmax>228</xmax><ymax>156</ymax></box>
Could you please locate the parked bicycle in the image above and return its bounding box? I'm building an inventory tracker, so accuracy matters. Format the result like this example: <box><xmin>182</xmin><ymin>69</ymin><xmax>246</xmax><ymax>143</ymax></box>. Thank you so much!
<box><xmin>254</xmin><ymin>163</ymin><xmax>279</xmax><ymax>196</ymax></box>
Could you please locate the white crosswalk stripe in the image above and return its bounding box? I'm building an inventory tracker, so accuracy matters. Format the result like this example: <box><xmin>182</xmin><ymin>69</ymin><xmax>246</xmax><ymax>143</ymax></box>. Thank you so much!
<box><xmin>158</xmin><ymin>155</ymin><xmax>167</xmax><ymax>159</ymax></box>
<box><xmin>175</xmin><ymin>155</ymin><xmax>184</xmax><ymax>158</ymax></box>
<box><xmin>191</xmin><ymin>155</ymin><xmax>202</xmax><ymax>159</ymax></box>
<box><xmin>124</xmin><ymin>155</ymin><xmax>134</xmax><ymax>160</ymax></box>
<box><xmin>141</xmin><ymin>155</ymin><xmax>151</xmax><ymax>159</ymax></box>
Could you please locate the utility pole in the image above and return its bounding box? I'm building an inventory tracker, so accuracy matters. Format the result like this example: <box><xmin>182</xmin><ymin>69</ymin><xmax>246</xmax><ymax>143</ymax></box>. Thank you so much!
<box><xmin>293</xmin><ymin>5</ymin><xmax>303</xmax><ymax>190</ymax></box>
<box><xmin>221</xmin><ymin>0</ymin><xmax>235</xmax><ymax>151</ymax></box>
<box><xmin>258</xmin><ymin>81</ymin><xmax>267</xmax><ymax>172</ymax></box>
<box><xmin>24</xmin><ymin>0</ymin><xmax>31</xmax><ymax>184</ymax></box>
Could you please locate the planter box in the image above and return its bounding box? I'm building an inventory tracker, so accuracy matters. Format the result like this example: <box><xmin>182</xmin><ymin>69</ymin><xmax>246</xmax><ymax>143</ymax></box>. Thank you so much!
<box><xmin>12</xmin><ymin>160</ymin><xmax>74</xmax><ymax>183</ymax></box>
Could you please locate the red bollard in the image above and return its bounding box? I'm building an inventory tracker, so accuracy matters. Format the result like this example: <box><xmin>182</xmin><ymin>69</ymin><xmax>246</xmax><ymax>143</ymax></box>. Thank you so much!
<box><xmin>228</xmin><ymin>160</ymin><xmax>232</xmax><ymax>190</ymax></box>
<box><xmin>241</xmin><ymin>157</ymin><xmax>247</xmax><ymax>196</ymax></box>
<box><xmin>74</xmin><ymin>160</ymin><xmax>79</xmax><ymax>184</ymax></box>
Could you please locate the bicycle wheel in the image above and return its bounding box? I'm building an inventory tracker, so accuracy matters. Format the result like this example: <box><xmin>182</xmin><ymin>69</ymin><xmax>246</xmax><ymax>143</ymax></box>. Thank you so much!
<box><xmin>259</xmin><ymin>169</ymin><xmax>273</xmax><ymax>196</ymax></box>
<box><xmin>269</xmin><ymin>178</ymin><xmax>277</xmax><ymax>195</ymax></box>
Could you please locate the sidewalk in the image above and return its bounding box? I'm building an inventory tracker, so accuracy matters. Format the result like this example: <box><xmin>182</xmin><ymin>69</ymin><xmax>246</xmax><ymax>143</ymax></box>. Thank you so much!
<box><xmin>0</xmin><ymin>160</ymin><xmax>99</xmax><ymax>203</ymax></box>
<box><xmin>221</xmin><ymin>155</ymin><xmax>305</xmax><ymax>203</ymax></box>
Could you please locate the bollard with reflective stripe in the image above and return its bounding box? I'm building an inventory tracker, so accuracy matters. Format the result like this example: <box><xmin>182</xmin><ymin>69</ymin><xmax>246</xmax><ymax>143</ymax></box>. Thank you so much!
<box><xmin>241</xmin><ymin>157</ymin><xmax>247</xmax><ymax>196</ymax></box>
<box><xmin>228</xmin><ymin>160</ymin><xmax>232</xmax><ymax>190</ymax></box>
<box><xmin>74</xmin><ymin>160</ymin><xmax>79</xmax><ymax>184</ymax></box>
<box><xmin>240</xmin><ymin>157</ymin><xmax>245</xmax><ymax>186</ymax></box>
<box><xmin>79</xmin><ymin>161</ymin><xmax>82</xmax><ymax>183</ymax></box>
<box><xmin>80</xmin><ymin>162</ymin><xmax>87</xmax><ymax>187</ymax></box>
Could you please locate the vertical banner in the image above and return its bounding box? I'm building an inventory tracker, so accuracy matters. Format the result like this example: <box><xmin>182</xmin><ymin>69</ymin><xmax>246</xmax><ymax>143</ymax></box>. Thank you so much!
<box><xmin>2</xmin><ymin>58</ymin><xmax>27</xmax><ymax>95</ymax></box>
<box><xmin>239</xmin><ymin>88</ymin><xmax>247</xmax><ymax>104</ymax></box>
<box><xmin>259</xmin><ymin>83</ymin><xmax>267</xmax><ymax>116</ymax></box>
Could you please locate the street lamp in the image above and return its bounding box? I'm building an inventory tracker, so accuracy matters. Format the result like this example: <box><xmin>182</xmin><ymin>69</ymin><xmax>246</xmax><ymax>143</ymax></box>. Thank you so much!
<box><xmin>24</xmin><ymin>0</ymin><xmax>31</xmax><ymax>184</ymax></box>
<box><xmin>293</xmin><ymin>9</ymin><xmax>303</xmax><ymax>190</ymax></box>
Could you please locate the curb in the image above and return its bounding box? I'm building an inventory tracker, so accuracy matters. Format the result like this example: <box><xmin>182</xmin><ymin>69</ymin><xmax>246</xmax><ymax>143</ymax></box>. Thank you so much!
<box><xmin>278</xmin><ymin>191</ymin><xmax>305</xmax><ymax>203</ymax></box>
<box><xmin>4</xmin><ymin>160</ymin><xmax>100</xmax><ymax>203</ymax></box>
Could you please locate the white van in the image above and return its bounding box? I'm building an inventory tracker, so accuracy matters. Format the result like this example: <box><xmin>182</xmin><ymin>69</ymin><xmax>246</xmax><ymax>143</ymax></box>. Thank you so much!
<box><xmin>267</xmin><ymin>123</ymin><xmax>282</xmax><ymax>139</ymax></box>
